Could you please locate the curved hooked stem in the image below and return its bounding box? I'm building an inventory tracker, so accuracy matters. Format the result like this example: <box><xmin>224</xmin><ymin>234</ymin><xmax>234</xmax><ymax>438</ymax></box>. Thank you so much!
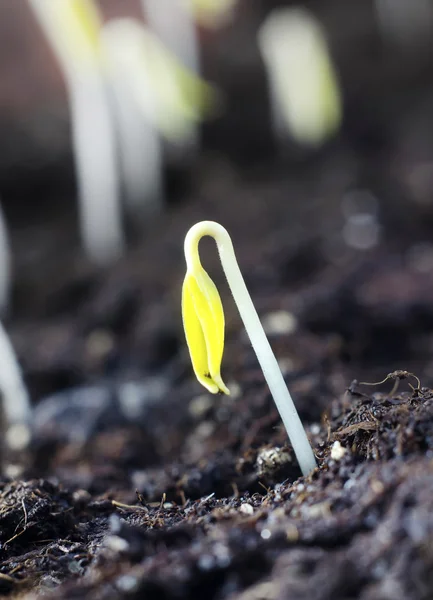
<box><xmin>184</xmin><ymin>221</ymin><xmax>317</xmax><ymax>476</ymax></box>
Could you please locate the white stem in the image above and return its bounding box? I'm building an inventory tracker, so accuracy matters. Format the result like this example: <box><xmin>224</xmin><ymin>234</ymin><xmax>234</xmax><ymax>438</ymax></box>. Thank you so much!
<box><xmin>185</xmin><ymin>221</ymin><xmax>317</xmax><ymax>476</ymax></box>
<box><xmin>28</xmin><ymin>0</ymin><xmax>125</xmax><ymax>265</ymax></box>
<box><xmin>111</xmin><ymin>81</ymin><xmax>163</xmax><ymax>218</ymax></box>
<box><xmin>141</xmin><ymin>0</ymin><xmax>199</xmax><ymax>74</ymax></box>
<box><xmin>69</xmin><ymin>71</ymin><xmax>124</xmax><ymax>264</ymax></box>
<box><xmin>101</xmin><ymin>19</ymin><xmax>164</xmax><ymax>220</ymax></box>
<box><xmin>0</xmin><ymin>203</ymin><xmax>11</xmax><ymax>314</ymax></box>
<box><xmin>0</xmin><ymin>321</ymin><xmax>31</xmax><ymax>426</ymax></box>
<box><xmin>141</xmin><ymin>0</ymin><xmax>200</xmax><ymax>154</ymax></box>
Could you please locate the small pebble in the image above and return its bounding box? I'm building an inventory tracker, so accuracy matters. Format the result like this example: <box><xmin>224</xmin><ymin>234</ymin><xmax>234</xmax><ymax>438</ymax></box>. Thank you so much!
<box><xmin>104</xmin><ymin>535</ymin><xmax>129</xmax><ymax>553</ymax></box>
<box><xmin>342</xmin><ymin>213</ymin><xmax>380</xmax><ymax>250</ymax></box>
<box><xmin>256</xmin><ymin>446</ymin><xmax>292</xmax><ymax>474</ymax></box>
<box><xmin>5</xmin><ymin>423</ymin><xmax>31</xmax><ymax>451</ymax></box>
<box><xmin>72</xmin><ymin>489</ymin><xmax>91</xmax><ymax>504</ymax></box>
<box><xmin>116</xmin><ymin>575</ymin><xmax>139</xmax><ymax>592</ymax></box>
<box><xmin>4</xmin><ymin>463</ymin><xmax>24</xmax><ymax>479</ymax></box>
<box><xmin>262</xmin><ymin>311</ymin><xmax>297</xmax><ymax>335</ymax></box>
<box><xmin>189</xmin><ymin>394</ymin><xmax>213</xmax><ymax>418</ymax></box>
<box><xmin>239</xmin><ymin>503</ymin><xmax>254</xmax><ymax>516</ymax></box>
<box><xmin>330</xmin><ymin>440</ymin><xmax>346</xmax><ymax>461</ymax></box>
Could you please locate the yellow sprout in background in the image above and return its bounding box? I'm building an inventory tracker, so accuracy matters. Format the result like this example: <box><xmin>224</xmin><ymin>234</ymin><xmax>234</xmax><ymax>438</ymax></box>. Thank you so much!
<box><xmin>182</xmin><ymin>0</ymin><xmax>238</xmax><ymax>28</ymax></box>
<box><xmin>133</xmin><ymin>28</ymin><xmax>220</xmax><ymax>142</ymax></box>
<box><xmin>101</xmin><ymin>18</ymin><xmax>220</xmax><ymax>144</ymax></box>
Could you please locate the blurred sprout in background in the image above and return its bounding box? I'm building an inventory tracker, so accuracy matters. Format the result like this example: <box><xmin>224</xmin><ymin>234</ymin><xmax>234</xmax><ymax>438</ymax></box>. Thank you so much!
<box><xmin>24</xmin><ymin>0</ymin><xmax>345</xmax><ymax>270</ymax></box>
<box><xmin>0</xmin><ymin>203</ymin><xmax>11</xmax><ymax>315</ymax></box>
<box><xmin>3</xmin><ymin>0</ymin><xmax>432</xmax><ymax>290</ymax></box>
<box><xmin>258</xmin><ymin>6</ymin><xmax>342</xmax><ymax>148</ymax></box>
<box><xmin>28</xmin><ymin>0</ymin><xmax>124</xmax><ymax>266</ymax></box>
<box><xmin>105</xmin><ymin>19</ymin><xmax>220</xmax><ymax>145</ymax></box>
<box><xmin>27</xmin><ymin>0</ymin><xmax>224</xmax><ymax>267</ymax></box>
<box><xmin>0</xmin><ymin>0</ymin><xmax>235</xmax><ymax>449</ymax></box>
<box><xmin>101</xmin><ymin>18</ymin><xmax>163</xmax><ymax>223</ymax></box>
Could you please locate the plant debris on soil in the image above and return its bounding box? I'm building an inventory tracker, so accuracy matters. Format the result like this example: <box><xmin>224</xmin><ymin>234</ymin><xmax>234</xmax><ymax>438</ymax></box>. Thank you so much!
<box><xmin>2</xmin><ymin>380</ymin><xmax>433</xmax><ymax>599</ymax></box>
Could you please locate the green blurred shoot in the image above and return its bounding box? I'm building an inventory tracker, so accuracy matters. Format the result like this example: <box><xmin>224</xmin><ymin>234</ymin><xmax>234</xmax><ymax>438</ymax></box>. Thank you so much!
<box><xmin>104</xmin><ymin>19</ymin><xmax>220</xmax><ymax>145</ymax></box>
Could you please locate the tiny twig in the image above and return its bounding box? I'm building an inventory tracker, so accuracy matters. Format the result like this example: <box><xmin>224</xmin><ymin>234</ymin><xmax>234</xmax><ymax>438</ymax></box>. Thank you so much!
<box><xmin>359</xmin><ymin>371</ymin><xmax>421</xmax><ymax>397</ymax></box>
<box><xmin>258</xmin><ymin>481</ymin><xmax>270</xmax><ymax>495</ymax></box>
<box><xmin>112</xmin><ymin>500</ymin><xmax>148</xmax><ymax>512</ymax></box>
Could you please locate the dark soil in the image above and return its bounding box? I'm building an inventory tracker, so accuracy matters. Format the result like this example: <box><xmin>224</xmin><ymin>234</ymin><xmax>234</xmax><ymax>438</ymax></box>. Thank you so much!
<box><xmin>0</xmin><ymin>147</ymin><xmax>432</xmax><ymax>599</ymax></box>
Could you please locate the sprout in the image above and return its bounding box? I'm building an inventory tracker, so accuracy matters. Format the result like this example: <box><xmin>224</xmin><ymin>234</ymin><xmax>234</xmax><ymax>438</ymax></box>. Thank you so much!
<box><xmin>0</xmin><ymin>203</ymin><xmax>11</xmax><ymax>315</ymax></box>
<box><xmin>101</xmin><ymin>18</ymin><xmax>164</xmax><ymax>220</ymax></box>
<box><xmin>182</xmin><ymin>221</ymin><xmax>317</xmax><ymax>476</ymax></box>
<box><xmin>102</xmin><ymin>18</ymin><xmax>219</xmax><ymax>147</ymax></box>
<box><xmin>28</xmin><ymin>0</ymin><xmax>124</xmax><ymax>265</ymax></box>
<box><xmin>0</xmin><ymin>321</ymin><xmax>31</xmax><ymax>451</ymax></box>
<box><xmin>258</xmin><ymin>7</ymin><xmax>341</xmax><ymax>147</ymax></box>
<box><xmin>141</xmin><ymin>0</ymin><xmax>200</xmax><ymax>151</ymax></box>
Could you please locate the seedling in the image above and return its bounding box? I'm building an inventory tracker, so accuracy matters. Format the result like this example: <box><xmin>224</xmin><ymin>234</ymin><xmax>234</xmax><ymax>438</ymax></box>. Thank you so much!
<box><xmin>102</xmin><ymin>19</ymin><xmax>218</xmax><ymax>148</ymax></box>
<box><xmin>0</xmin><ymin>321</ymin><xmax>31</xmax><ymax>451</ymax></box>
<box><xmin>102</xmin><ymin>17</ymin><xmax>219</xmax><ymax>221</ymax></box>
<box><xmin>258</xmin><ymin>7</ymin><xmax>341</xmax><ymax>147</ymax></box>
<box><xmin>101</xmin><ymin>18</ymin><xmax>164</xmax><ymax>220</ymax></box>
<box><xmin>182</xmin><ymin>221</ymin><xmax>317</xmax><ymax>476</ymax></box>
<box><xmin>28</xmin><ymin>0</ymin><xmax>124</xmax><ymax>265</ymax></box>
<box><xmin>141</xmin><ymin>0</ymin><xmax>200</xmax><ymax>151</ymax></box>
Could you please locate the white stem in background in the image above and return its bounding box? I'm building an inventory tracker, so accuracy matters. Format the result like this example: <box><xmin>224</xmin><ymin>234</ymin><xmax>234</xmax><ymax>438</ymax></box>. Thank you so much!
<box><xmin>101</xmin><ymin>19</ymin><xmax>163</xmax><ymax>220</ymax></box>
<box><xmin>0</xmin><ymin>204</ymin><xmax>11</xmax><ymax>314</ymax></box>
<box><xmin>28</xmin><ymin>0</ymin><xmax>124</xmax><ymax>265</ymax></box>
<box><xmin>0</xmin><ymin>321</ymin><xmax>31</xmax><ymax>449</ymax></box>
<box><xmin>141</xmin><ymin>0</ymin><xmax>200</xmax><ymax>153</ymax></box>
<box><xmin>69</xmin><ymin>70</ymin><xmax>124</xmax><ymax>264</ymax></box>
<box><xmin>185</xmin><ymin>221</ymin><xmax>317</xmax><ymax>476</ymax></box>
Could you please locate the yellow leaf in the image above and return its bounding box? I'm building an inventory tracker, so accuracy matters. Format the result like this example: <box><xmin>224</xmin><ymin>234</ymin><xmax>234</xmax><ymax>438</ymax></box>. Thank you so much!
<box><xmin>182</xmin><ymin>267</ymin><xmax>229</xmax><ymax>395</ymax></box>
